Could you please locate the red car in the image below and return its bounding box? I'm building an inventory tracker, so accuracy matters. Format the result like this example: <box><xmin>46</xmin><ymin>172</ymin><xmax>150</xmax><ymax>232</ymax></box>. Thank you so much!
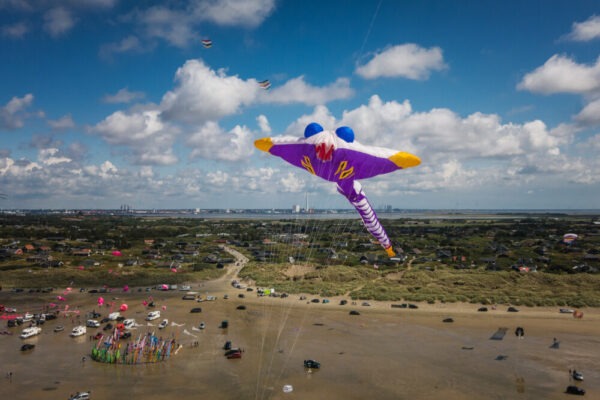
<box><xmin>226</xmin><ymin>350</ymin><xmax>242</xmax><ymax>359</ymax></box>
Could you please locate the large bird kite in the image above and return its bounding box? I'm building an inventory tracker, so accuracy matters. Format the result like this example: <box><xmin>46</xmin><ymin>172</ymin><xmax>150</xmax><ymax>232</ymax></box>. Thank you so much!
<box><xmin>254</xmin><ymin>122</ymin><xmax>420</xmax><ymax>257</ymax></box>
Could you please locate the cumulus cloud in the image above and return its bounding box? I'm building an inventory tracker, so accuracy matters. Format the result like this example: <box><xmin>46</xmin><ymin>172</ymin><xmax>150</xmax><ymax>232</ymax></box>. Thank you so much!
<box><xmin>47</xmin><ymin>114</ymin><xmax>75</xmax><ymax>130</ymax></box>
<box><xmin>564</xmin><ymin>15</ymin><xmax>600</xmax><ymax>42</ymax></box>
<box><xmin>43</xmin><ymin>7</ymin><xmax>76</xmax><ymax>37</ymax></box>
<box><xmin>160</xmin><ymin>59</ymin><xmax>259</xmax><ymax>123</ymax></box>
<box><xmin>356</xmin><ymin>44</ymin><xmax>447</xmax><ymax>80</ymax></box>
<box><xmin>517</xmin><ymin>54</ymin><xmax>600</xmax><ymax>95</ymax></box>
<box><xmin>99</xmin><ymin>36</ymin><xmax>145</xmax><ymax>60</ymax></box>
<box><xmin>263</xmin><ymin>77</ymin><xmax>354</xmax><ymax>105</ymax></box>
<box><xmin>135</xmin><ymin>6</ymin><xmax>196</xmax><ymax>48</ymax></box>
<box><xmin>269</xmin><ymin>95</ymin><xmax>583</xmax><ymax>199</ymax></box>
<box><xmin>92</xmin><ymin>108</ymin><xmax>180</xmax><ymax>165</ymax></box>
<box><xmin>0</xmin><ymin>93</ymin><xmax>35</xmax><ymax>130</ymax></box>
<box><xmin>102</xmin><ymin>87</ymin><xmax>145</xmax><ymax>104</ymax></box>
<box><xmin>38</xmin><ymin>148</ymin><xmax>72</xmax><ymax>166</ymax></box>
<box><xmin>257</xmin><ymin>115</ymin><xmax>271</xmax><ymax>134</ymax></box>
<box><xmin>187</xmin><ymin>121</ymin><xmax>255</xmax><ymax>161</ymax></box>
<box><xmin>123</xmin><ymin>0</ymin><xmax>275</xmax><ymax>50</ymax></box>
<box><xmin>194</xmin><ymin>0</ymin><xmax>276</xmax><ymax>27</ymax></box>
<box><xmin>575</xmin><ymin>98</ymin><xmax>600</xmax><ymax>126</ymax></box>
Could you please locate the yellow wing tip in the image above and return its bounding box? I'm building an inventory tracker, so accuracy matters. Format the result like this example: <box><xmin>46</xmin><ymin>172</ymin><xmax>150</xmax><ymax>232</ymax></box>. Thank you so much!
<box><xmin>254</xmin><ymin>137</ymin><xmax>273</xmax><ymax>152</ymax></box>
<box><xmin>389</xmin><ymin>152</ymin><xmax>421</xmax><ymax>169</ymax></box>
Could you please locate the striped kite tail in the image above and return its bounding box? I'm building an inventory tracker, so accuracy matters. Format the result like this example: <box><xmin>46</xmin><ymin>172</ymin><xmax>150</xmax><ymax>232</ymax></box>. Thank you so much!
<box><xmin>338</xmin><ymin>181</ymin><xmax>395</xmax><ymax>257</ymax></box>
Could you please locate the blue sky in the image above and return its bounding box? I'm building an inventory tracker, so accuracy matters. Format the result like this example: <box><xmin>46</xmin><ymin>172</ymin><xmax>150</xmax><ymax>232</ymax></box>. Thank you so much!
<box><xmin>1</xmin><ymin>0</ymin><xmax>600</xmax><ymax>210</ymax></box>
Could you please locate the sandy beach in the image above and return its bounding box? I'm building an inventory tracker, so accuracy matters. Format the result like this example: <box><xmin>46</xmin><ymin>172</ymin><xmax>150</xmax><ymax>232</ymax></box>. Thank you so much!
<box><xmin>0</xmin><ymin>254</ymin><xmax>598</xmax><ymax>400</ymax></box>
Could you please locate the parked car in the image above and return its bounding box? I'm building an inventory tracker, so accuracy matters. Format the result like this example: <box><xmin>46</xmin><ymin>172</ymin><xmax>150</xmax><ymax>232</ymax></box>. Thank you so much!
<box><xmin>226</xmin><ymin>350</ymin><xmax>242</xmax><ymax>359</ymax></box>
<box><xmin>304</xmin><ymin>359</ymin><xmax>320</xmax><ymax>369</ymax></box>
<box><xmin>236</xmin><ymin>305</ymin><xmax>246</xmax><ymax>310</ymax></box>
<box><xmin>69</xmin><ymin>392</ymin><xmax>91</xmax><ymax>400</ymax></box>
<box><xmin>86</xmin><ymin>319</ymin><xmax>100</xmax><ymax>328</ymax></box>
<box><xmin>349</xmin><ymin>310</ymin><xmax>360</xmax><ymax>316</ymax></box>
<box><xmin>565</xmin><ymin>385</ymin><xmax>586</xmax><ymax>395</ymax></box>
<box><xmin>20</xmin><ymin>343</ymin><xmax>35</xmax><ymax>351</ymax></box>
<box><xmin>190</xmin><ymin>307</ymin><xmax>202</xmax><ymax>313</ymax></box>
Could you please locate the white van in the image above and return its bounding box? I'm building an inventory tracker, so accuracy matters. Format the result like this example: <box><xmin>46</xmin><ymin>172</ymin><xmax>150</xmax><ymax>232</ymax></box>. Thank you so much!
<box><xmin>146</xmin><ymin>310</ymin><xmax>161</xmax><ymax>321</ymax></box>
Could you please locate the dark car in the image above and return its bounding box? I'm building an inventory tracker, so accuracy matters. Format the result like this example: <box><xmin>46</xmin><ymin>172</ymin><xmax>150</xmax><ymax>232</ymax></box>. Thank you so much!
<box><xmin>507</xmin><ymin>306</ymin><xmax>519</xmax><ymax>312</ymax></box>
<box><xmin>236</xmin><ymin>305</ymin><xmax>247</xmax><ymax>310</ymax></box>
<box><xmin>103</xmin><ymin>323</ymin><xmax>113</xmax><ymax>331</ymax></box>
<box><xmin>478</xmin><ymin>307</ymin><xmax>488</xmax><ymax>312</ymax></box>
<box><xmin>339</xmin><ymin>300</ymin><xmax>348</xmax><ymax>305</ymax></box>
<box><xmin>565</xmin><ymin>385</ymin><xmax>585</xmax><ymax>395</ymax></box>
<box><xmin>190</xmin><ymin>307</ymin><xmax>202</xmax><ymax>313</ymax></box>
<box><xmin>349</xmin><ymin>310</ymin><xmax>360</xmax><ymax>316</ymax></box>
<box><xmin>220</xmin><ymin>320</ymin><xmax>229</xmax><ymax>329</ymax></box>
<box><xmin>311</xmin><ymin>299</ymin><xmax>320</xmax><ymax>303</ymax></box>
<box><xmin>20</xmin><ymin>344</ymin><xmax>35</xmax><ymax>351</ymax></box>
<box><xmin>120</xmin><ymin>332</ymin><xmax>132</xmax><ymax>339</ymax></box>
<box><xmin>223</xmin><ymin>341</ymin><xmax>232</xmax><ymax>350</ymax></box>
<box><xmin>304</xmin><ymin>359</ymin><xmax>320</xmax><ymax>369</ymax></box>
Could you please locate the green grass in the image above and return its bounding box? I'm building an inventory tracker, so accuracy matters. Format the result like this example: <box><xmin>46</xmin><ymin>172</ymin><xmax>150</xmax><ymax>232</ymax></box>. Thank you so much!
<box><xmin>239</xmin><ymin>261</ymin><xmax>600</xmax><ymax>307</ymax></box>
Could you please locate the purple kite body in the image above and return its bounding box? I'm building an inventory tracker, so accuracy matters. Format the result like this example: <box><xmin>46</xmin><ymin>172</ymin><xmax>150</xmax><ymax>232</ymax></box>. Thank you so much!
<box><xmin>255</xmin><ymin>123</ymin><xmax>420</xmax><ymax>257</ymax></box>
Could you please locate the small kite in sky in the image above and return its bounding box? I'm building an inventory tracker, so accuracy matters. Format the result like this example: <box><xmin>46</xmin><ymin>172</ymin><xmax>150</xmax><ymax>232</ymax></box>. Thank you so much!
<box><xmin>201</xmin><ymin>39</ymin><xmax>212</xmax><ymax>48</ymax></box>
<box><xmin>258</xmin><ymin>79</ymin><xmax>271</xmax><ymax>90</ymax></box>
<box><xmin>255</xmin><ymin>123</ymin><xmax>420</xmax><ymax>257</ymax></box>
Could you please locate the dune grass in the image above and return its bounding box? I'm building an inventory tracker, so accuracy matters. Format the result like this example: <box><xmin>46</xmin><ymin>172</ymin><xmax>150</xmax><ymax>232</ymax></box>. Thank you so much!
<box><xmin>240</xmin><ymin>261</ymin><xmax>600</xmax><ymax>307</ymax></box>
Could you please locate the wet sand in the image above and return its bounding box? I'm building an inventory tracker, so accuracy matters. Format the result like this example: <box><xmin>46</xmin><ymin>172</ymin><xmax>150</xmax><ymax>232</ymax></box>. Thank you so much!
<box><xmin>0</xmin><ymin>277</ymin><xmax>598</xmax><ymax>400</ymax></box>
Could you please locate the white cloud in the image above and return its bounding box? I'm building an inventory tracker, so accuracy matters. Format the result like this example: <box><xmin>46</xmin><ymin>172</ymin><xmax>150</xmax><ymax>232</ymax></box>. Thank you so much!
<box><xmin>272</xmin><ymin>96</ymin><xmax>580</xmax><ymax>198</ymax></box>
<box><xmin>278</xmin><ymin>171</ymin><xmax>305</xmax><ymax>193</ymax></box>
<box><xmin>47</xmin><ymin>114</ymin><xmax>75</xmax><ymax>130</ymax></box>
<box><xmin>575</xmin><ymin>98</ymin><xmax>600</xmax><ymax>126</ymax></box>
<box><xmin>2</xmin><ymin>21</ymin><xmax>29</xmax><ymax>38</ymax></box>
<box><xmin>517</xmin><ymin>54</ymin><xmax>600</xmax><ymax>95</ymax></box>
<box><xmin>136</xmin><ymin>6</ymin><xmax>196</xmax><ymax>48</ymax></box>
<box><xmin>160</xmin><ymin>59</ymin><xmax>259</xmax><ymax>123</ymax></box>
<box><xmin>206</xmin><ymin>170</ymin><xmax>229</xmax><ymax>186</ymax></box>
<box><xmin>187</xmin><ymin>121</ymin><xmax>254</xmax><ymax>161</ymax></box>
<box><xmin>0</xmin><ymin>93</ymin><xmax>35</xmax><ymax>130</ymax></box>
<box><xmin>43</xmin><ymin>7</ymin><xmax>75</xmax><ymax>37</ymax></box>
<box><xmin>99</xmin><ymin>36</ymin><xmax>145</xmax><ymax>60</ymax></box>
<box><xmin>193</xmin><ymin>0</ymin><xmax>276</xmax><ymax>27</ymax></box>
<box><xmin>564</xmin><ymin>15</ymin><xmax>600</xmax><ymax>41</ymax></box>
<box><xmin>39</xmin><ymin>148</ymin><xmax>71</xmax><ymax>166</ymax></box>
<box><xmin>263</xmin><ymin>77</ymin><xmax>354</xmax><ymax>105</ymax></box>
<box><xmin>92</xmin><ymin>108</ymin><xmax>180</xmax><ymax>165</ymax></box>
<box><xmin>103</xmin><ymin>87</ymin><xmax>145</xmax><ymax>104</ymax></box>
<box><xmin>257</xmin><ymin>115</ymin><xmax>271</xmax><ymax>134</ymax></box>
<box><xmin>126</xmin><ymin>0</ymin><xmax>275</xmax><ymax>50</ymax></box>
<box><xmin>356</xmin><ymin>44</ymin><xmax>447</xmax><ymax>80</ymax></box>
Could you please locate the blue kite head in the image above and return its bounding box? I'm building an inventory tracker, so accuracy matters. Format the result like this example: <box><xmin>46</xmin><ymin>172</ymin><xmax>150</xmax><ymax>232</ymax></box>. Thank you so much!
<box><xmin>304</xmin><ymin>122</ymin><xmax>324</xmax><ymax>138</ymax></box>
<box><xmin>335</xmin><ymin>126</ymin><xmax>355</xmax><ymax>143</ymax></box>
